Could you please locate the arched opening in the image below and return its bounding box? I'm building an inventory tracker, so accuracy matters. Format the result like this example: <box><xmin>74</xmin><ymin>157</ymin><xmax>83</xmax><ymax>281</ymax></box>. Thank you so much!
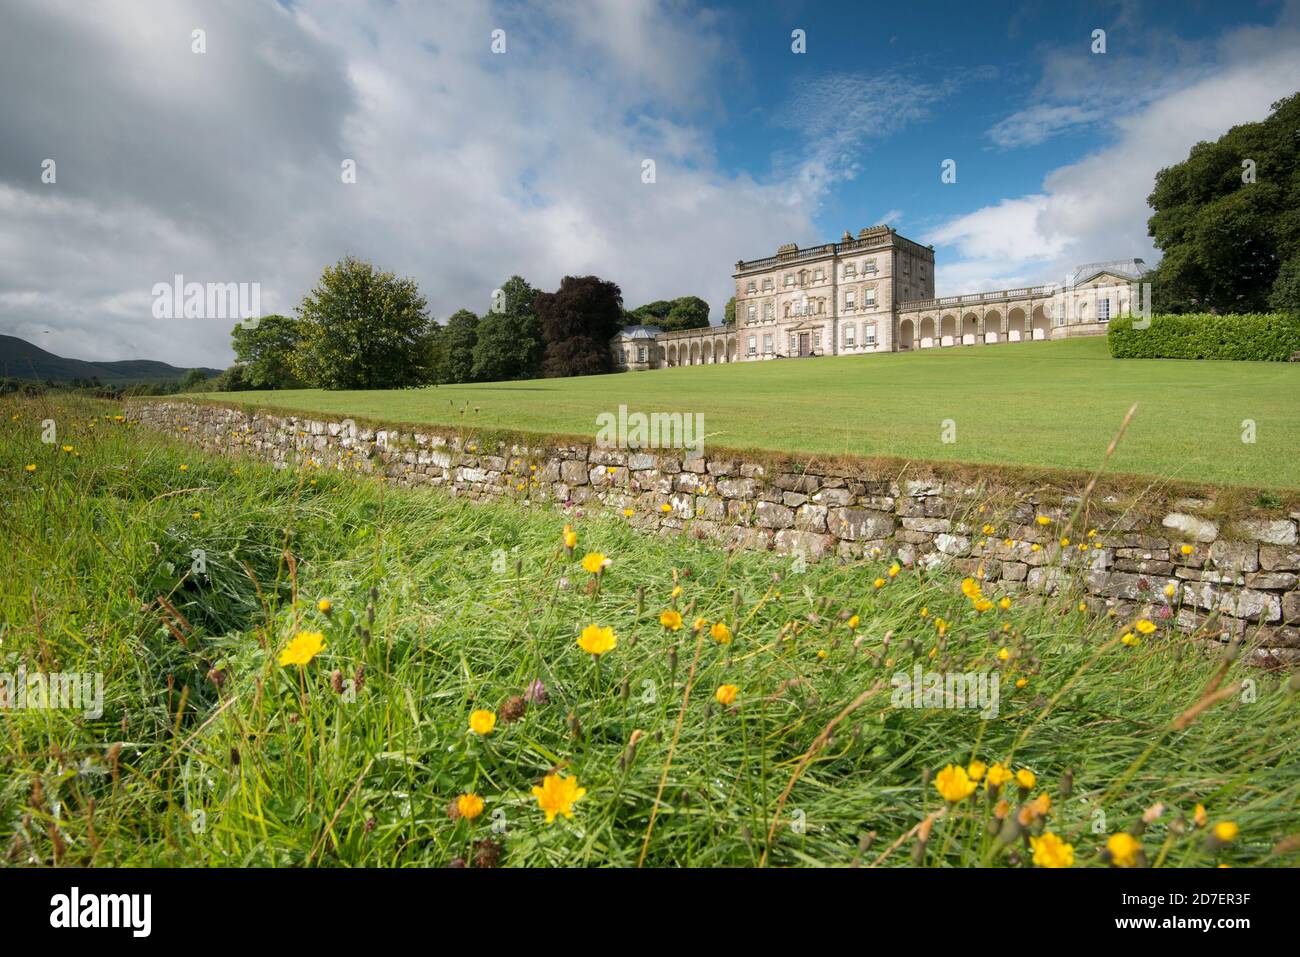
<box><xmin>728</xmin><ymin>337</ymin><xmax>737</xmax><ymax>361</ymax></box>
<box><xmin>983</xmin><ymin>310</ymin><xmax>1002</xmax><ymax>345</ymax></box>
<box><xmin>1031</xmin><ymin>306</ymin><xmax>1050</xmax><ymax>340</ymax></box>
<box><xmin>961</xmin><ymin>312</ymin><xmax>979</xmax><ymax>345</ymax></box>
<box><xmin>715</xmin><ymin>338</ymin><xmax>726</xmax><ymax>362</ymax></box>
<box><xmin>702</xmin><ymin>340</ymin><xmax>712</xmax><ymax>364</ymax></box>
<box><xmin>689</xmin><ymin>341</ymin><xmax>700</xmax><ymax>365</ymax></box>
<box><xmin>898</xmin><ymin>318</ymin><xmax>916</xmax><ymax>351</ymax></box>
<box><xmin>667</xmin><ymin>344</ymin><xmax>677</xmax><ymax>367</ymax></box>
<box><xmin>940</xmin><ymin>314</ymin><xmax>957</xmax><ymax>347</ymax></box>
<box><xmin>1007</xmin><ymin>308</ymin><xmax>1026</xmax><ymax>343</ymax></box>
<box><xmin>919</xmin><ymin>316</ymin><xmax>936</xmax><ymax>348</ymax></box>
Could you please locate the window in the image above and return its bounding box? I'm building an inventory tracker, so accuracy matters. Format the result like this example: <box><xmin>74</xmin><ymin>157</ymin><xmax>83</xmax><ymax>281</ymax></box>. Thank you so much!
<box><xmin>864</xmin><ymin>259</ymin><xmax>877</xmax><ymax>274</ymax></box>
<box><xmin>763</xmin><ymin>302</ymin><xmax>773</xmax><ymax>321</ymax></box>
<box><xmin>814</xmin><ymin>268</ymin><xmax>824</xmax><ymax>281</ymax></box>
<box><xmin>763</xmin><ymin>334</ymin><xmax>773</xmax><ymax>354</ymax></box>
<box><xmin>845</xmin><ymin>325</ymin><xmax>855</xmax><ymax>346</ymax></box>
<box><xmin>844</xmin><ymin>263</ymin><xmax>856</xmax><ymax>278</ymax></box>
<box><xmin>1097</xmin><ymin>297</ymin><xmax>1111</xmax><ymax>322</ymax></box>
<box><xmin>747</xmin><ymin>335</ymin><xmax>756</xmax><ymax>355</ymax></box>
<box><xmin>813</xmin><ymin>331</ymin><xmax>822</xmax><ymax>349</ymax></box>
<box><xmin>746</xmin><ymin>304</ymin><xmax>757</xmax><ymax>323</ymax></box>
<box><xmin>845</xmin><ymin>290</ymin><xmax>855</xmax><ymax>310</ymax></box>
<box><xmin>762</xmin><ymin>277</ymin><xmax>773</xmax><ymax>292</ymax></box>
<box><xmin>784</xmin><ymin>273</ymin><xmax>794</xmax><ymax>287</ymax></box>
<box><xmin>788</xmin><ymin>335</ymin><xmax>796</xmax><ymax>353</ymax></box>
<box><xmin>745</xmin><ymin>280</ymin><xmax>756</xmax><ymax>294</ymax></box>
<box><xmin>864</xmin><ymin>323</ymin><xmax>876</xmax><ymax>346</ymax></box>
<box><xmin>637</xmin><ymin>346</ymin><xmax>646</xmax><ymax>362</ymax></box>
<box><xmin>864</xmin><ymin>288</ymin><xmax>875</xmax><ymax>307</ymax></box>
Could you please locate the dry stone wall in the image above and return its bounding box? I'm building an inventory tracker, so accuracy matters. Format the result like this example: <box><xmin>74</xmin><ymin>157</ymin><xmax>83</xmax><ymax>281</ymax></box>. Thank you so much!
<box><xmin>132</xmin><ymin>401</ymin><xmax>1300</xmax><ymax>665</ymax></box>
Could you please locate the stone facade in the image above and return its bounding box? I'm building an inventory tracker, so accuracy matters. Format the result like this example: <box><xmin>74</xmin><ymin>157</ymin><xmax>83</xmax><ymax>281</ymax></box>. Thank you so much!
<box><xmin>131</xmin><ymin>400</ymin><xmax>1300</xmax><ymax>665</ymax></box>
<box><xmin>612</xmin><ymin>225</ymin><xmax>1148</xmax><ymax>369</ymax></box>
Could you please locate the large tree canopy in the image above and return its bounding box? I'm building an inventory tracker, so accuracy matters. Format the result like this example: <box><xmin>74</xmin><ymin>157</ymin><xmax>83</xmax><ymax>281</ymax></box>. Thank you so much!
<box><xmin>537</xmin><ymin>275</ymin><xmax>624</xmax><ymax>377</ymax></box>
<box><xmin>1147</xmin><ymin>92</ymin><xmax>1300</xmax><ymax>313</ymax></box>
<box><xmin>294</xmin><ymin>257</ymin><xmax>433</xmax><ymax>389</ymax></box>
<box><xmin>436</xmin><ymin>309</ymin><xmax>480</xmax><ymax>384</ymax></box>
<box><xmin>230</xmin><ymin>313</ymin><xmax>302</xmax><ymax>388</ymax></box>
<box><xmin>626</xmin><ymin>294</ymin><xmax>711</xmax><ymax>331</ymax></box>
<box><xmin>471</xmin><ymin>275</ymin><xmax>542</xmax><ymax>382</ymax></box>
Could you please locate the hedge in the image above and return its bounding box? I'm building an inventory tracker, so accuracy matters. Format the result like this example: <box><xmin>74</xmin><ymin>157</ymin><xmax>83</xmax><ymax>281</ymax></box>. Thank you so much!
<box><xmin>1107</xmin><ymin>312</ymin><xmax>1300</xmax><ymax>361</ymax></box>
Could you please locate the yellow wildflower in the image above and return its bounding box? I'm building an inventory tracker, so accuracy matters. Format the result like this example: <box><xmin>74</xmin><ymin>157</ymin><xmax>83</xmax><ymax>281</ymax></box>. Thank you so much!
<box><xmin>711</xmin><ymin>621</ymin><xmax>732</xmax><ymax>643</ymax></box>
<box><xmin>873</xmin><ymin>577</ymin><xmax>885</xmax><ymax>589</ymax></box>
<box><xmin>1135</xmin><ymin>619</ymin><xmax>1156</xmax><ymax>635</ymax></box>
<box><xmin>317</xmin><ymin>598</ymin><xmax>332</xmax><ymax>613</ymax></box>
<box><xmin>278</xmin><ymin>631</ymin><xmax>325</xmax><ymax>667</ymax></box>
<box><xmin>577</xmin><ymin>624</ymin><xmax>616</xmax><ymax>656</ymax></box>
<box><xmin>715</xmin><ymin>684</ymin><xmax>738</xmax><ymax>706</ymax></box>
<box><xmin>1106</xmin><ymin>832</ymin><xmax>1140</xmax><ymax>868</ymax></box>
<box><xmin>456</xmin><ymin>794</ymin><xmax>484</xmax><ymax>820</ymax></box>
<box><xmin>847</xmin><ymin>614</ymin><xmax>860</xmax><ymax>629</ymax></box>
<box><xmin>580</xmin><ymin>552</ymin><xmax>609</xmax><ymax>575</ymax></box>
<box><xmin>659</xmin><ymin>609</ymin><xmax>683</xmax><ymax>631</ymax></box>
<box><xmin>1036</xmin><ymin>515</ymin><xmax>1051</xmax><ymax>526</ymax></box>
<box><xmin>1212</xmin><ymin>821</ymin><xmax>1239</xmax><ymax>843</ymax></box>
<box><xmin>1030</xmin><ymin>832</ymin><xmax>1074</xmax><ymax>868</ymax></box>
<box><xmin>967</xmin><ymin>760</ymin><xmax>986</xmax><ymax>782</ymax></box>
<box><xmin>469</xmin><ymin>709</ymin><xmax>497</xmax><ymax>735</ymax></box>
<box><xmin>985</xmin><ymin>763</ymin><xmax>1013</xmax><ymax>791</ymax></box>
<box><xmin>532</xmin><ymin>772</ymin><xmax>586</xmax><ymax>823</ymax></box>
<box><xmin>1015</xmin><ymin>768</ymin><xmax>1036</xmax><ymax>790</ymax></box>
<box><xmin>934</xmin><ymin>763</ymin><xmax>977</xmax><ymax>803</ymax></box>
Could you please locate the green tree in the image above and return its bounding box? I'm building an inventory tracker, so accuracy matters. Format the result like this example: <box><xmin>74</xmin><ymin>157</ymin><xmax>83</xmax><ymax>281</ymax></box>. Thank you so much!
<box><xmin>724</xmin><ymin>296</ymin><xmax>736</xmax><ymax>327</ymax></box>
<box><xmin>537</xmin><ymin>276</ymin><xmax>624</xmax><ymax>377</ymax></box>
<box><xmin>230</xmin><ymin>313</ymin><xmax>302</xmax><ymax>388</ymax></box>
<box><xmin>1147</xmin><ymin>93</ymin><xmax>1300</xmax><ymax>313</ymax></box>
<box><xmin>1269</xmin><ymin>254</ymin><xmax>1300</xmax><ymax>313</ymax></box>
<box><xmin>179</xmin><ymin>368</ymin><xmax>210</xmax><ymax>391</ymax></box>
<box><xmin>436</xmin><ymin>309</ymin><xmax>480</xmax><ymax>384</ymax></box>
<box><xmin>471</xmin><ymin>275</ymin><xmax>542</xmax><ymax>381</ymax></box>
<box><xmin>294</xmin><ymin>257</ymin><xmax>432</xmax><ymax>389</ymax></box>
<box><xmin>625</xmin><ymin>295</ymin><xmax>711</xmax><ymax>331</ymax></box>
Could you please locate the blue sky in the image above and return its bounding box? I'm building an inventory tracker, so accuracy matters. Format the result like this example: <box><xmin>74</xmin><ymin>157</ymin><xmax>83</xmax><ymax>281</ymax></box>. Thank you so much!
<box><xmin>3</xmin><ymin>0</ymin><xmax>1299</xmax><ymax>365</ymax></box>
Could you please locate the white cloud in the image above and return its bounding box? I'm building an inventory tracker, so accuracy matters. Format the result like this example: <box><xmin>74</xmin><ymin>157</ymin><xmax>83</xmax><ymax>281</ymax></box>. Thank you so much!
<box><xmin>0</xmin><ymin>0</ymin><xmax>806</xmax><ymax>366</ymax></box>
<box><xmin>929</xmin><ymin>8</ymin><xmax>1300</xmax><ymax>293</ymax></box>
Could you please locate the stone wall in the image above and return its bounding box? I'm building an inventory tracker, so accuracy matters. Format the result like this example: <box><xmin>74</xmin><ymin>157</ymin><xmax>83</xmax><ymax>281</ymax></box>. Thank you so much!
<box><xmin>131</xmin><ymin>401</ymin><xmax>1300</xmax><ymax>664</ymax></box>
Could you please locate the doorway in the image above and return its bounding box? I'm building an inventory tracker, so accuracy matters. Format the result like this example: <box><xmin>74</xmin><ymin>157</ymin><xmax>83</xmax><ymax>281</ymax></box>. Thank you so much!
<box><xmin>798</xmin><ymin>332</ymin><xmax>810</xmax><ymax>356</ymax></box>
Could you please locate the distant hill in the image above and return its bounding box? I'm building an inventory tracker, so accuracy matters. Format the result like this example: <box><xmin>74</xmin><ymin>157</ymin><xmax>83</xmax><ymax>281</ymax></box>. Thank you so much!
<box><xmin>0</xmin><ymin>335</ymin><xmax>220</xmax><ymax>384</ymax></box>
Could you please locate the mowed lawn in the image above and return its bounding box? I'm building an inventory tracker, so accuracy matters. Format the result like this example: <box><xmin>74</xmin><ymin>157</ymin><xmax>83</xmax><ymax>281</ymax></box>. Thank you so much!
<box><xmin>203</xmin><ymin>337</ymin><xmax>1300</xmax><ymax>489</ymax></box>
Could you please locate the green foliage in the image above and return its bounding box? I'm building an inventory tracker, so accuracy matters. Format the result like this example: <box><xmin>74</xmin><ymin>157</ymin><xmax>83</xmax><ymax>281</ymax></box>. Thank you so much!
<box><xmin>1270</xmin><ymin>254</ymin><xmax>1300</xmax><ymax>313</ymax></box>
<box><xmin>1147</xmin><ymin>93</ymin><xmax>1300</xmax><ymax>313</ymax></box>
<box><xmin>294</xmin><ymin>257</ymin><xmax>433</xmax><ymax>390</ymax></box>
<box><xmin>724</xmin><ymin>296</ymin><xmax>736</xmax><ymax>327</ymax></box>
<box><xmin>436</xmin><ymin>309</ymin><xmax>480</xmax><ymax>384</ymax></box>
<box><xmin>627</xmin><ymin>294</ymin><xmax>711</xmax><ymax>331</ymax></box>
<box><xmin>3</xmin><ymin>394</ymin><xmax>1298</xmax><ymax>866</ymax></box>
<box><xmin>1107</xmin><ymin>312</ymin><xmax>1300</xmax><ymax>361</ymax></box>
<box><xmin>231</xmin><ymin>314</ymin><xmax>303</xmax><ymax>388</ymax></box>
<box><xmin>471</xmin><ymin>276</ymin><xmax>542</xmax><ymax>382</ymax></box>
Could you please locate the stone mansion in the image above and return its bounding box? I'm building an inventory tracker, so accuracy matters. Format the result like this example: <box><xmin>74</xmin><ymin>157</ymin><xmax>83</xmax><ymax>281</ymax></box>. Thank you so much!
<box><xmin>612</xmin><ymin>224</ymin><xmax>1148</xmax><ymax>370</ymax></box>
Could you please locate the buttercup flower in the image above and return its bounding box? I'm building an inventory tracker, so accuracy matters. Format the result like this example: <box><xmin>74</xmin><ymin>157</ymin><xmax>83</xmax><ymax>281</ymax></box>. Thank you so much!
<box><xmin>1212</xmin><ymin>821</ymin><xmax>1239</xmax><ymax>843</ymax></box>
<box><xmin>715</xmin><ymin>684</ymin><xmax>738</xmax><ymax>706</ymax></box>
<box><xmin>622</xmin><ymin>508</ymin><xmax>635</xmax><ymax>517</ymax></box>
<box><xmin>279</xmin><ymin>631</ymin><xmax>325</xmax><ymax>667</ymax></box>
<box><xmin>24</xmin><ymin>464</ymin><xmax>36</xmax><ymax>473</ymax></box>
<box><xmin>660</xmin><ymin>503</ymin><xmax>672</xmax><ymax>513</ymax></box>
<box><xmin>1030</xmin><ymin>832</ymin><xmax>1074</xmax><ymax>868</ymax></box>
<box><xmin>1135</xmin><ymin>619</ymin><xmax>1157</xmax><ymax>635</ymax></box>
<box><xmin>998</xmin><ymin>597</ymin><xmax>1012</xmax><ymax>610</ymax></box>
<box><xmin>317</xmin><ymin>598</ymin><xmax>332</xmax><ymax>613</ymax></box>
<box><xmin>1015</xmin><ymin>768</ymin><xmax>1036</xmax><ymax>790</ymax></box>
<box><xmin>660</xmin><ymin>610</ymin><xmax>683</xmax><ymax>631</ymax></box>
<box><xmin>1180</xmin><ymin>544</ymin><xmax>1194</xmax><ymax>555</ymax></box>
<box><xmin>934</xmin><ymin>764</ymin><xmax>977</xmax><ymax>803</ymax></box>
<box><xmin>985</xmin><ymin>763</ymin><xmax>1013</xmax><ymax>791</ymax></box>
<box><xmin>888</xmin><ymin>562</ymin><xmax>900</xmax><ymax>578</ymax></box>
<box><xmin>997</xmin><ymin>647</ymin><xmax>1010</xmax><ymax>661</ymax></box>
<box><xmin>1036</xmin><ymin>515</ymin><xmax>1051</xmax><ymax>526</ymax></box>
<box><xmin>562</xmin><ymin>525</ymin><xmax>577</xmax><ymax>549</ymax></box>
<box><xmin>456</xmin><ymin>793</ymin><xmax>485</xmax><ymax>821</ymax></box>
<box><xmin>1106</xmin><ymin>832</ymin><xmax>1140</xmax><ymax>868</ymax></box>
<box><xmin>873</xmin><ymin>577</ymin><xmax>885</xmax><ymax>589</ymax></box>
<box><xmin>578</xmin><ymin>624</ymin><xmax>617</xmax><ymax>656</ymax></box>
<box><xmin>710</xmin><ymin>621</ymin><xmax>732</xmax><ymax>644</ymax></box>
<box><xmin>581</xmin><ymin>552</ymin><xmax>609</xmax><ymax>575</ymax></box>
<box><xmin>692</xmin><ymin>617</ymin><xmax>708</xmax><ymax>632</ymax></box>
<box><xmin>847</xmin><ymin>614</ymin><xmax>860</xmax><ymax>629</ymax></box>
<box><xmin>532</xmin><ymin>772</ymin><xmax>586</xmax><ymax>823</ymax></box>
<box><xmin>966</xmin><ymin>760</ymin><xmax>987</xmax><ymax>782</ymax></box>
<box><xmin>469</xmin><ymin>709</ymin><xmax>497</xmax><ymax>735</ymax></box>
<box><xmin>973</xmin><ymin>598</ymin><xmax>994</xmax><ymax>613</ymax></box>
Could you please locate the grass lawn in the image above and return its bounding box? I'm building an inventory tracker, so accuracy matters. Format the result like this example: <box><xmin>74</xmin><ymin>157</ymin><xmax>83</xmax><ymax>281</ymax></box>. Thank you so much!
<box><xmin>3</xmin><ymin>395</ymin><xmax>1298</xmax><ymax>867</ymax></box>
<box><xmin>201</xmin><ymin>337</ymin><xmax>1300</xmax><ymax>490</ymax></box>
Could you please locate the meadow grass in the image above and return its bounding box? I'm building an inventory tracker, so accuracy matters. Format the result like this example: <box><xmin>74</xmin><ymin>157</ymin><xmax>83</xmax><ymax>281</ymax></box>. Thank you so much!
<box><xmin>200</xmin><ymin>337</ymin><xmax>1300</xmax><ymax>490</ymax></box>
<box><xmin>2</xmin><ymin>394</ymin><xmax>1298</xmax><ymax>867</ymax></box>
